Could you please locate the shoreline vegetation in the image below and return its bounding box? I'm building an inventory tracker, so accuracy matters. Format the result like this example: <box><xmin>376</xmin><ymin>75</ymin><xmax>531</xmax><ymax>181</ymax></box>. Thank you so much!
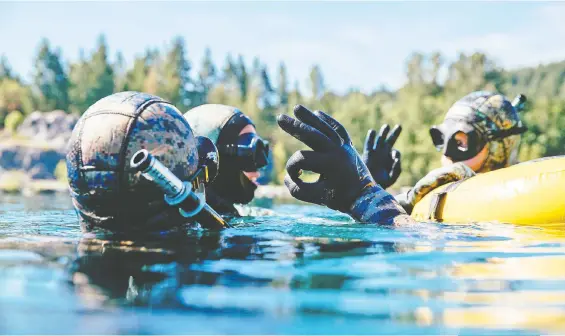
<box><xmin>2</xmin><ymin>35</ymin><xmax>565</xmax><ymax>196</ymax></box>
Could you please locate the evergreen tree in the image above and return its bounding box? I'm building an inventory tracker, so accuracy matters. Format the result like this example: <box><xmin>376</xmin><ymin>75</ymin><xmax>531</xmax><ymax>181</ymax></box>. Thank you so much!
<box><xmin>114</xmin><ymin>51</ymin><xmax>127</xmax><ymax>92</ymax></box>
<box><xmin>87</xmin><ymin>34</ymin><xmax>115</xmax><ymax>105</ymax></box>
<box><xmin>277</xmin><ymin>62</ymin><xmax>289</xmax><ymax>106</ymax></box>
<box><xmin>0</xmin><ymin>55</ymin><xmax>14</xmax><ymax>80</ymax></box>
<box><xmin>32</xmin><ymin>39</ymin><xmax>70</xmax><ymax>111</ymax></box>
<box><xmin>307</xmin><ymin>65</ymin><xmax>325</xmax><ymax>100</ymax></box>
<box><xmin>160</xmin><ymin>36</ymin><xmax>191</xmax><ymax>110</ymax></box>
<box><xmin>68</xmin><ymin>49</ymin><xmax>91</xmax><ymax>114</ymax></box>
<box><xmin>195</xmin><ymin>47</ymin><xmax>217</xmax><ymax>105</ymax></box>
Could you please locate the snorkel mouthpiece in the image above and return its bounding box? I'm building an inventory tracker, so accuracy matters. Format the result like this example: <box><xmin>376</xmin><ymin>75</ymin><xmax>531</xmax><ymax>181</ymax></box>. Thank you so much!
<box><xmin>130</xmin><ymin>149</ymin><xmax>230</xmax><ymax>230</ymax></box>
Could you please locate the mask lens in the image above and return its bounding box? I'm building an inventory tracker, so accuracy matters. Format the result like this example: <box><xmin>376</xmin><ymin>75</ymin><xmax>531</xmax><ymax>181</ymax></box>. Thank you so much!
<box><xmin>444</xmin><ymin>130</ymin><xmax>484</xmax><ymax>162</ymax></box>
<box><xmin>234</xmin><ymin>133</ymin><xmax>270</xmax><ymax>172</ymax></box>
<box><xmin>429</xmin><ymin>127</ymin><xmax>445</xmax><ymax>151</ymax></box>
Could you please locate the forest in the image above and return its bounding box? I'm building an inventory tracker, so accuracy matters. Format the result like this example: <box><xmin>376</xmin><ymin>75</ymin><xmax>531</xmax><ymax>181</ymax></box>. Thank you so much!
<box><xmin>2</xmin><ymin>35</ymin><xmax>565</xmax><ymax>187</ymax></box>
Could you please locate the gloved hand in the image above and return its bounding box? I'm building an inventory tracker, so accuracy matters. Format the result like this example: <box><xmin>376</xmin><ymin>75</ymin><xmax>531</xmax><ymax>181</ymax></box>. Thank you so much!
<box><xmin>362</xmin><ymin>124</ymin><xmax>402</xmax><ymax>189</ymax></box>
<box><xmin>396</xmin><ymin>162</ymin><xmax>476</xmax><ymax>214</ymax></box>
<box><xmin>277</xmin><ymin>105</ymin><xmax>409</xmax><ymax>224</ymax></box>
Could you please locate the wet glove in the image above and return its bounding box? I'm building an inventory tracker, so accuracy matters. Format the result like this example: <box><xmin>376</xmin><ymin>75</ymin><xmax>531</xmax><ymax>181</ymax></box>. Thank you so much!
<box><xmin>396</xmin><ymin>162</ymin><xmax>476</xmax><ymax>214</ymax></box>
<box><xmin>277</xmin><ymin>105</ymin><xmax>409</xmax><ymax>224</ymax></box>
<box><xmin>362</xmin><ymin>124</ymin><xmax>402</xmax><ymax>189</ymax></box>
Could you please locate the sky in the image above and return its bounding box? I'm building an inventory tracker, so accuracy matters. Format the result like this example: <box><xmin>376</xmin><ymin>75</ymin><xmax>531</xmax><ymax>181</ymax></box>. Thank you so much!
<box><xmin>2</xmin><ymin>1</ymin><xmax>565</xmax><ymax>94</ymax></box>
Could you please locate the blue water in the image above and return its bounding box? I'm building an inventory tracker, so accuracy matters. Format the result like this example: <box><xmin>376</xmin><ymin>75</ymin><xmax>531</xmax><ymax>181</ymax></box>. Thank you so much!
<box><xmin>1</xmin><ymin>193</ymin><xmax>565</xmax><ymax>335</ymax></box>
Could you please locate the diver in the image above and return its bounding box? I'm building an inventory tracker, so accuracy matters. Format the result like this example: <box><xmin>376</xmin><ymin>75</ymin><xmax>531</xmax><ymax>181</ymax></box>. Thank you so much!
<box><xmin>392</xmin><ymin>91</ymin><xmax>528</xmax><ymax>213</ymax></box>
<box><xmin>66</xmin><ymin>91</ymin><xmax>222</xmax><ymax>235</ymax></box>
<box><xmin>183</xmin><ymin>104</ymin><xmax>272</xmax><ymax>217</ymax></box>
<box><xmin>277</xmin><ymin>104</ymin><xmax>415</xmax><ymax>226</ymax></box>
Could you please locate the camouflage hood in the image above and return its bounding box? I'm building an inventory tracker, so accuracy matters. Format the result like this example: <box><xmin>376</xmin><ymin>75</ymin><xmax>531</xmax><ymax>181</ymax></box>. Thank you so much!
<box><xmin>440</xmin><ymin>91</ymin><xmax>525</xmax><ymax>173</ymax></box>
<box><xmin>66</xmin><ymin>91</ymin><xmax>199</xmax><ymax>234</ymax></box>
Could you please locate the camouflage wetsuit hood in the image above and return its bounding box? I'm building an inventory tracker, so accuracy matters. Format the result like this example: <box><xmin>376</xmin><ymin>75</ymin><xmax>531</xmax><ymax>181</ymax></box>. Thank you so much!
<box><xmin>184</xmin><ymin>104</ymin><xmax>257</xmax><ymax>216</ymax></box>
<box><xmin>438</xmin><ymin>91</ymin><xmax>524</xmax><ymax>173</ymax></box>
<box><xmin>66</xmin><ymin>92</ymin><xmax>199</xmax><ymax>234</ymax></box>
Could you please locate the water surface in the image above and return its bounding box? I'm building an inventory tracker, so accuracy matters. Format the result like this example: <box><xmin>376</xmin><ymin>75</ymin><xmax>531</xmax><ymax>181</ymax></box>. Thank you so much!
<box><xmin>1</xmin><ymin>193</ymin><xmax>564</xmax><ymax>334</ymax></box>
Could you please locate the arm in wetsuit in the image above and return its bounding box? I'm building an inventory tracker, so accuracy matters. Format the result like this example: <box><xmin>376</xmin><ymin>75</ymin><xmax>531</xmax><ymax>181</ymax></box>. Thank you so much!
<box><xmin>394</xmin><ymin>162</ymin><xmax>476</xmax><ymax>214</ymax></box>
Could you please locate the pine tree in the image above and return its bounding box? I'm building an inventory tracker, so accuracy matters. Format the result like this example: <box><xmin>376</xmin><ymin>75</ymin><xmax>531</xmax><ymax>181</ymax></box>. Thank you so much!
<box><xmin>160</xmin><ymin>36</ymin><xmax>192</xmax><ymax>109</ymax></box>
<box><xmin>277</xmin><ymin>62</ymin><xmax>289</xmax><ymax>106</ymax></box>
<box><xmin>32</xmin><ymin>39</ymin><xmax>70</xmax><ymax>111</ymax></box>
<box><xmin>68</xmin><ymin>49</ymin><xmax>91</xmax><ymax>114</ymax></box>
<box><xmin>114</xmin><ymin>51</ymin><xmax>127</xmax><ymax>92</ymax></box>
<box><xmin>0</xmin><ymin>55</ymin><xmax>14</xmax><ymax>80</ymax></box>
<box><xmin>307</xmin><ymin>65</ymin><xmax>325</xmax><ymax>100</ymax></box>
<box><xmin>194</xmin><ymin>47</ymin><xmax>217</xmax><ymax>106</ymax></box>
<box><xmin>87</xmin><ymin>34</ymin><xmax>115</xmax><ymax>105</ymax></box>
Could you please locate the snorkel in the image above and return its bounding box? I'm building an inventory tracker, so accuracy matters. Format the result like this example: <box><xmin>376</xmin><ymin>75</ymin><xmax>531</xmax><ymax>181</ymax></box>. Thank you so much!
<box><xmin>130</xmin><ymin>141</ymin><xmax>231</xmax><ymax>230</ymax></box>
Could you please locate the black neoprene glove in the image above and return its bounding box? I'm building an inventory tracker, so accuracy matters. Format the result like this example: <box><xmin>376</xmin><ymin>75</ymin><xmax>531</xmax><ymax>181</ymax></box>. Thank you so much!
<box><xmin>277</xmin><ymin>105</ymin><xmax>408</xmax><ymax>224</ymax></box>
<box><xmin>362</xmin><ymin>124</ymin><xmax>402</xmax><ymax>189</ymax></box>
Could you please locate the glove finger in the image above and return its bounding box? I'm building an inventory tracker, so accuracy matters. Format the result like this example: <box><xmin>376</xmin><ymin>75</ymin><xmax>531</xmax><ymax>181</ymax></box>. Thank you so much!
<box><xmin>386</xmin><ymin>124</ymin><xmax>402</xmax><ymax>147</ymax></box>
<box><xmin>374</xmin><ymin>124</ymin><xmax>390</xmax><ymax>150</ymax></box>
<box><xmin>313</xmin><ymin>110</ymin><xmax>351</xmax><ymax>143</ymax></box>
<box><xmin>284</xmin><ymin>173</ymin><xmax>327</xmax><ymax>205</ymax></box>
<box><xmin>286</xmin><ymin>150</ymin><xmax>330</xmax><ymax>179</ymax></box>
<box><xmin>363</xmin><ymin>129</ymin><xmax>377</xmax><ymax>154</ymax></box>
<box><xmin>293</xmin><ymin>105</ymin><xmax>341</xmax><ymax>146</ymax></box>
<box><xmin>277</xmin><ymin>114</ymin><xmax>334</xmax><ymax>152</ymax></box>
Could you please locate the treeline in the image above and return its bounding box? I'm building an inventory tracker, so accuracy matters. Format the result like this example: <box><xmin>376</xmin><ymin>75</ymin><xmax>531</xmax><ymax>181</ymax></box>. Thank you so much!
<box><xmin>1</xmin><ymin>35</ymin><xmax>565</xmax><ymax>186</ymax></box>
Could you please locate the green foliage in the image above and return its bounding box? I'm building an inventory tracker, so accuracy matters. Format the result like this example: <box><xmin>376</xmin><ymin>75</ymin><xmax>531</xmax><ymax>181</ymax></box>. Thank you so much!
<box><xmin>4</xmin><ymin>110</ymin><xmax>24</xmax><ymax>133</ymax></box>
<box><xmin>32</xmin><ymin>38</ymin><xmax>70</xmax><ymax>111</ymax></box>
<box><xmin>0</xmin><ymin>78</ymin><xmax>34</xmax><ymax>126</ymax></box>
<box><xmin>54</xmin><ymin>160</ymin><xmax>68</xmax><ymax>182</ymax></box>
<box><xmin>68</xmin><ymin>35</ymin><xmax>114</xmax><ymax>114</ymax></box>
<box><xmin>3</xmin><ymin>37</ymin><xmax>565</xmax><ymax>187</ymax></box>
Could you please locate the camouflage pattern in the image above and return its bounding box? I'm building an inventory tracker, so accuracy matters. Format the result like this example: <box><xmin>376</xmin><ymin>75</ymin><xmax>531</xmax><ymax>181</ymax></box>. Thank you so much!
<box><xmin>183</xmin><ymin>104</ymin><xmax>242</xmax><ymax>144</ymax></box>
<box><xmin>66</xmin><ymin>91</ymin><xmax>199</xmax><ymax>234</ymax></box>
<box><xmin>442</xmin><ymin>91</ymin><xmax>523</xmax><ymax>173</ymax></box>
<box><xmin>349</xmin><ymin>184</ymin><xmax>412</xmax><ymax>225</ymax></box>
<box><xmin>396</xmin><ymin>162</ymin><xmax>475</xmax><ymax>214</ymax></box>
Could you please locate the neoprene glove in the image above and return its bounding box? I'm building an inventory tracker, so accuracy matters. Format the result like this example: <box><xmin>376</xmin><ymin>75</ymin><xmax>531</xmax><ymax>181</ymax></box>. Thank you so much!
<box><xmin>396</xmin><ymin>162</ymin><xmax>476</xmax><ymax>214</ymax></box>
<box><xmin>362</xmin><ymin>124</ymin><xmax>402</xmax><ymax>189</ymax></box>
<box><xmin>277</xmin><ymin>105</ymin><xmax>409</xmax><ymax>224</ymax></box>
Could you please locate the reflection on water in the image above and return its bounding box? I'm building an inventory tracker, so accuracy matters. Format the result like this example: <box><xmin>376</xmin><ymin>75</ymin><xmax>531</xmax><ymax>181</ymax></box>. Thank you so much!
<box><xmin>1</xmin><ymin>194</ymin><xmax>565</xmax><ymax>334</ymax></box>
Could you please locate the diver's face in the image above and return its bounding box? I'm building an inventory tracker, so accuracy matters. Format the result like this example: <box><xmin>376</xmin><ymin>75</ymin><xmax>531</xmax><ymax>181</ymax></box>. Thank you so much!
<box><xmin>441</xmin><ymin>132</ymin><xmax>489</xmax><ymax>172</ymax></box>
<box><xmin>239</xmin><ymin>124</ymin><xmax>260</xmax><ymax>185</ymax></box>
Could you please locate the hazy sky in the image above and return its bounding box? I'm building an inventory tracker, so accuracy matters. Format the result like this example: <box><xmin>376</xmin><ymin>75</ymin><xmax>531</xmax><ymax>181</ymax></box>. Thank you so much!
<box><xmin>2</xmin><ymin>1</ymin><xmax>565</xmax><ymax>93</ymax></box>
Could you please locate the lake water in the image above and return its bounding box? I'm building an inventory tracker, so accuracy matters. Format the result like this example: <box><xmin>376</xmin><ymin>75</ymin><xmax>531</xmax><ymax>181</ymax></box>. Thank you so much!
<box><xmin>1</xmin><ymin>193</ymin><xmax>565</xmax><ymax>334</ymax></box>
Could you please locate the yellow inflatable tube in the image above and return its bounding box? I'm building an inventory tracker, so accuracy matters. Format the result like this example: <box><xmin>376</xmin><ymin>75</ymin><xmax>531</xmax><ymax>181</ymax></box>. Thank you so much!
<box><xmin>411</xmin><ymin>156</ymin><xmax>565</xmax><ymax>227</ymax></box>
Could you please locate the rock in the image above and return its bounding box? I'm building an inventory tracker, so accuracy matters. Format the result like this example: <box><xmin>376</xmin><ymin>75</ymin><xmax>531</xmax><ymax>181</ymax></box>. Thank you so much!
<box><xmin>16</xmin><ymin>110</ymin><xmax>79</xmax><ymax>153</ymax></box>
<box><xmin>0</xmin><ymin>144</ymin><xmax>62</xmax><ymax>180</ymax></box>
<box><xmin>0</xmin><ymin>110</ymin><xmax>78</xmax><ymax>182</ymax></box>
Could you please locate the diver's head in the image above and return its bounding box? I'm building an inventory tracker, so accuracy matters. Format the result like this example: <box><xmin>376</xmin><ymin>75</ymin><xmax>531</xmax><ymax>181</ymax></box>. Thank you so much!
<box><xmin>184</xmin><ymin>104</ymin><xmax>270</xmax><ymax>206</ymax></box>
<box><xmin>430</xmin><ymin>91</ymin><xmax>527</xmax><ymax>173</ymax></box>
<box><xmin>66</xmin><ymin>91</ymin><xmax>200</xmax><ymax>234</ymax></box>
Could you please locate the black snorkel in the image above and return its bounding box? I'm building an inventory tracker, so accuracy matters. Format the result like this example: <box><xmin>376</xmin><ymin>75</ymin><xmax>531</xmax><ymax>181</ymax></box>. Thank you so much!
<box><xmin>130</xmin><ymin>149</ymin><xmax>231</xmax><ymax>230</ymax></box>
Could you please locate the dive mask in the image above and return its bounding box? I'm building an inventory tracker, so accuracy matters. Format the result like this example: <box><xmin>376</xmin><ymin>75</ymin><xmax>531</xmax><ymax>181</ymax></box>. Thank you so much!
<box><xmin>220</xmin><ymin>132</ymin><xmax>270</xmax><ymax>172</ymax></box>
<box><xmin>430</xmin><ymin>118</ymin><xmax>527</xmax><ymax>162</ymax></box>
<box><xmin>430</xmin><ymin>122</ymin><xmax>485</xmax><ymax>162</ymax></box>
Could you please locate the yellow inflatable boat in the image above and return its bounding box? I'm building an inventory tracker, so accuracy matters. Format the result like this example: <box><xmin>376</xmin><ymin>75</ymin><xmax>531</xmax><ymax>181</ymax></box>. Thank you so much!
<box><xmin>411</xmin><ymin>155</ymin><xmax>565</xmax><ymax>227</ymax></box>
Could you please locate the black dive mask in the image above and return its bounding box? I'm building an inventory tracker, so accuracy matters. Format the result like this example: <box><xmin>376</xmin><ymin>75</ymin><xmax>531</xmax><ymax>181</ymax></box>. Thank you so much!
<box><xmin>220</xmin><ymin>132</ymin><xmax>270</xmax><ymax>172</ymax></box>
<box><xmin>430</xmin><ymin>120</ymin><xmax>528</xmax><ymax>162</ymax></box>
<box><xmin>430</xmin><ymin>123</ymin><xmax>486</xmax><ymax>162</ymax></box>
